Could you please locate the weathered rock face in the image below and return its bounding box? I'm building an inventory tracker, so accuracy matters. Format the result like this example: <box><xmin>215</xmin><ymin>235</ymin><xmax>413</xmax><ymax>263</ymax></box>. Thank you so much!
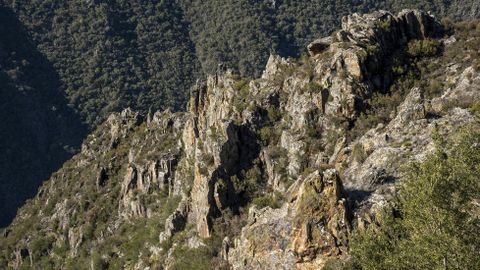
<box><xmin>186</xmin><ymin>75</ymin><xmax>242</xmax><ymax>237</ymax></box>
<box><xmin>307</xmin><ymin>37</ymin><xmax>333</xmax><ymax>56</ymax></box>
<box><xmin>2</xmin><ymin>9</ymin><xmax>479</xmax><ymax>270</ymax></box>
<box><xmin>229</xmin><ymin>169</ymin><xmax>349</xmax><ymax>270</ymax></box>
<box><xmin>431</xmin><ymin>66</ymin><xmax>480</xmax><ymax>112</ymax></box>
<box><xmin>340</xmin><ymin>85</ymin><xmax>478</xmax><ymax>227</ymax></box>
<box><xmin>184</xmin><ymin>71</ymin><xmax>265</xmax><ymax>238</ymax></box>
<box><xmin>308</xmin><ymin>9</ymin><xmax>442</xmax><ymax>118</ymax></box>
<box><xmin>230</xmin><ymin>205</ymin><xmax>295</xmax><ymax>269</ymax></box>
<box><xmin>117</xmin><ymin>110</ymin><xmax>187</xmax><ymax>218</ymax></box>
<box><xmin>159</xmin><ymin>200</ymin><xmax>190</xmax><ymax>243</ymax></box>
<box><xmin>292</xmin><ymin>170</ymin><xmax>350</xmax><ymax>262</ymax></box>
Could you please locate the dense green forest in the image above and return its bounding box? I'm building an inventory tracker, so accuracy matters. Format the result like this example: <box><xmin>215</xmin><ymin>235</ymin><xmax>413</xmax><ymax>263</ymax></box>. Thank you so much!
<box><xmin>0</xmin><ymin>6</ymin><xmax>87</xmax><ymax>228</ymax></box>
<box><xmin>0</xmin><ymin>0</ymin><xmax>479</xmax><ymax>227</ymax></box>
<box><xmin>3</xmin><ymin>0</ymin><xmax>479</xmax><ymax>125</ymax></box>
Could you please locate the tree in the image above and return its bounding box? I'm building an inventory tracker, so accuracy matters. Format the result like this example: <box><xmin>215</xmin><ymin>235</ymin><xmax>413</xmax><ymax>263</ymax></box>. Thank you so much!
<box><xmin>351</xmin><ymin>126</ymin><xmax>480</xmax><ymax>270</ymax></box>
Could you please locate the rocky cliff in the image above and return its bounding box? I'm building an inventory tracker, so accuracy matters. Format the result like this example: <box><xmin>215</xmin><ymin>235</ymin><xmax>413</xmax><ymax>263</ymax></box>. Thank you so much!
<box><xmin>1</xmin><ymin>9</ymin><xmax>479</xmax><ymax>270</ymax></box>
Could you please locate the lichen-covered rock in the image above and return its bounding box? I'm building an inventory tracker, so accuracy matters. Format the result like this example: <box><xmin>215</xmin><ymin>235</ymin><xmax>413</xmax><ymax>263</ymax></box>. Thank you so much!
<box><xmin>292</xmin><ymin>170</ymin><xmax>350</xmax><ymax>261</ymax></box>
<box><xmin>308</xmin><ymin>10</ymin><xmax>443</xmax><ymax>119</ymax></box>
<box><xmin>2</xmin><ymin>8</ymin><xmax>478</xmax><ymax>270</ymax></box>
<box><xmin>431</xmin><ymin>66</ymin><xmax>480</xmax><ymax>112</ymax></box>
<box><xmin>229</xmin><ymin>205</ymin><xmax>296</xmax><ymax>270</ymax></box>
<box><xmin>228</xmin><ymin>169</ymin><xmax>350</xmax><ymax>269</ymax></box>
<box><xmin>159</xmin><ymin>200</ymin><xmax>190</xmax><ymax>243</ymax></box>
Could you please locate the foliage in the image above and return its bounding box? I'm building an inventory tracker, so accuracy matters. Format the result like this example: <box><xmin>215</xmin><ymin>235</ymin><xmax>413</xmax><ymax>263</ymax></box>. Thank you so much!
<box><xmin>323</xmin><ymin>258</ymin><xmax>356</xmax><ymax>270</ymax></box>
<box><xmin>230</xmin><ymin>162</ymin><xmax>264</xmax><ymax>201</ymax></box>
<box><xmin>4</xmin><ymin>0</ymin><xmax>201</xmax><ymax>126</ymax></box>
<box><xmin>2</xmin><ymin>0</ymin><xmax>479</xmax><ymax>227</ymax></box>
<box><xmin>470</xmin><ymin>102</ymin><xmax>480</xmax><ymax>118</ymax></box>
<box><xmin>351</xmin><ymin>143</ymin><xmax>367</xmax><ymax>163</ymax></box>
<box><xmin>170</xmin><ymin>246</ymin><xmax>213</xmax><ymax>270</ymax></box>
<box><xmin>407</xmin><ymin>38</ymin><xmax>442</xmax><ymax>58</ymax></box>
<box><xmin>252</xmin><ymin>192</ymin><xmax>284</xmax><ymax>209</ymax></box>
<box><xmin>0</xmin><ymin>5</ymin><xmax>87</xmax><ymax>227</ymax></box>
<box><xmin>351</xmin><ymin>127</ymin><xmax>480</xmax><ymax>270</ymax></box>
<box><xmin>377</xmin><ymin>19</ymin><xmax>392</xmax><ymax>31</ymax></box>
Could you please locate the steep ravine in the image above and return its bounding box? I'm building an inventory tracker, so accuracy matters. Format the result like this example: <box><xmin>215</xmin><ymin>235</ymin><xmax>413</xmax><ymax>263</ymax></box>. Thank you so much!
<box><xmin>1</xmin><ymin>9</ymin><xmax>479</xmax><ymax>270</ymax></box>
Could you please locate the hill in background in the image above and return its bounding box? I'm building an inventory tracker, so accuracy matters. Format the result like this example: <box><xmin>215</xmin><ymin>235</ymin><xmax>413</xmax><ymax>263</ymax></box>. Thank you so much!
<box><xmin>0</xmin><ymin>0</ymin><xmax>479</xmax><ymax>227</ymax></box>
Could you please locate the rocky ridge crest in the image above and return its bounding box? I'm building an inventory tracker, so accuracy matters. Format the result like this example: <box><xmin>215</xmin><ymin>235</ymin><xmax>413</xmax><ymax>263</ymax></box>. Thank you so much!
<box><xmin>1</xmin><ymin>9</ymin><xmax>479</xmax><ymax>270</ymax></box>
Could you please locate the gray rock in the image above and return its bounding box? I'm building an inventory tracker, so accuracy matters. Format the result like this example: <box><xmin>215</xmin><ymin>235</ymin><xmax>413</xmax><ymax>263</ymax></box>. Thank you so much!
<box><xmin>307</xmin><ymin>36</ymin><xmax>333</xmax><ymax>56</ymax></box>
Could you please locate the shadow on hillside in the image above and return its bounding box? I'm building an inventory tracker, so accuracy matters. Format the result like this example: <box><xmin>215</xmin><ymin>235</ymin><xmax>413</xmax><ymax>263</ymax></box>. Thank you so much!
<box><xmin>0</xmin><ymin>6</ymin><xmax>87</xmax><ymax>227</ymax></box>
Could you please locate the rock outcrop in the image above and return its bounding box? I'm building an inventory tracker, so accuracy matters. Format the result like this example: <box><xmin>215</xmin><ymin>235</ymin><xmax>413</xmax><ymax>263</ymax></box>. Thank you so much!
<box><xmin>228</xmin><ymin>169</ymin><xmax>350</xmax><ymax>269</ymax></box>
<box><xmin>307</xmin><ymin>10</ymin><xmax>442</xmax><ymax>119</ymax></box>
<box><xmin>2</xmin><ymin>9</ymin><xmax>479</xmax><ymax>270</ymax></box>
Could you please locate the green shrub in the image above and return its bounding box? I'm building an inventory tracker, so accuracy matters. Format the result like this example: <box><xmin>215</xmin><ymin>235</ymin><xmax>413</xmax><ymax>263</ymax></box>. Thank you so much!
<box><xmin>407</xmin><ymin>38</ymin><xmax>442</xmax><ymax>58</ymax></box>
<box><xmin>351</xmin><ymin>143</ymin><xmax>367</xmax><ymax>163</ymax></box>
<box><xmin>170</xmin><ymin>246</ymin><xmax>213</xmax><ymax>270</ymax></box>
<box><xmin>351</xmin><ymin>127</ymin><xmax>480</xmax><ymax>270</ymax></box>
<box><xmin>304</xmin><ymin>81</ymin><xmax>321</xmax><ymax>93</ymax></box>
<box><xmin>267</xmin><ymin>107</ymin><xmax>282</xmax><ymax>122</ymax></box>
<box><xmin>251</xmin><ymin>193</ymin><xmax>284</xmax><ymax>209</ymax></box>
<box><xmin>425</xmin><ymin>79</ymin><xmax>444</xmax><ymax>97</ymax></box>
<box><xmin>233</xmin><ymin>78</ymin><xmax>250</xmax><ymax>92</ymax></box>
<box><xmin>30</xmin><ymin>235</ymin><xmax>55</xmax><ymax>259</ymax></box>
<box><xmin>323</xmin><ymin>258</ymin><xmax>356</xmax><ymax>270</ymax></box>
<box><xmin>258</xmin><ymin>126</ymin><xmax>275</xmax><ymax>146</ymax></box>
<box><xmin>231</xmin><ymin>164</ymin><xmax>264</xmax><ymax>198</ymax></box>
<box><xmin>377</xmin><ymin>19</ymin><xmax>392</xmax><ymax>31</ymax></box>
<box><xmin>91</xmin><ymin>252</ymin><xmax>108</xmax><ymax>270</ymax></box>
<box><xmin>470</xmin><ymin>102</ymin><xmax>480</xmax><ymax>118</ymax></box>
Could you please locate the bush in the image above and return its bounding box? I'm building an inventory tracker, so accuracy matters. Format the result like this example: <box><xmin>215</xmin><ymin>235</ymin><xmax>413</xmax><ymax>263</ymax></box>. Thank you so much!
<box><xmin>170</xmin><ymin>246</ymin><xmax>213</xmax><ymax>270</ymax></box>
<box><xmin>251</xmin><ymin>192</ymin><xmax>284</xmax><ymax>209</ymax></box>
<box><xmin>425</xmin><ymin>79</ymin><xmax>444</xmax><ymax>98</ymax></box>
<box><xmin>351</xmin><ymin>143</ymin><xmax>367</xmax><ymax>163</ymax></box>
<box><xmin>30</xmin><ymin>235</ymin><xmax>55</xmax><ymax>259</ymax></box>
<box><xmin>303</xmin><ymin>81</ymin><xmax>321</xmax><ymax>94</ymax></box>
<box><xmin>233</xmin><ymin>78</ymin><xmax>250</xmax><ymax>94</ymax></box>
<box><xmin>470</xmin><ymin>102</ymin><xmax>480</xmax><ymax>118</ymax></box>
<box><xmin>267</xmin><ymin>107</ymin><xmax>282</xmax><ymax>122</ymax></box>
<box><xmin>258</xmin><ymin>126</ymin><xmax>276</xmax><ymax>146</ymax></box>
<box><xmin>377</xmin><ymin>19</ymin><xmax>392</xmax><ymax>31</ymax></box>
<box><xmin>407</xmin><ymin>38</ymin><xmax>442</xmax><ymax>58</ymax></box>
<box><xmin>323</xmin><ymin>258</ymin><xmax>356</xmax><ymax>270</ymax></box>
<box><xmin>351</xmin><ymin>127</ymin><xmax>480</xmax><ymax>270</ymax></box>
<box><xmin>231</xmin><ymin>163</ymin><xmax>264</xmax><ymax>200</ymax></box>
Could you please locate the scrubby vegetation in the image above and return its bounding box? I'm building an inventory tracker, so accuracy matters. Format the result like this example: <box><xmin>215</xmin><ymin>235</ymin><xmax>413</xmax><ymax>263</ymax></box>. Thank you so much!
<box><xmin>0</xmin><ymin>114</ymin><xmax>185</xmax><ymax>269</ymax></box>
<box><xmin>1</xmin><ymin>1</ymin><xmax>479</xmax><ymax>269</ymax></box>
<box><xmin>351</xmin><ymin>126</ymin><xmax>480</xmax><ymax>269</ymax></box>
<box><xmin>350</xmin><ymin>20</ymin><xmax>480</xmax><ymax>141</ymax></box>
<box><xmin>1</xmin><ymin>0</ymin><xmax>479</xmax><ymax>227</ymax></box>
<box><xmin>2</xmin><ymin>1</ymin><xmax>478</xmax><ymax>127</ymax></box>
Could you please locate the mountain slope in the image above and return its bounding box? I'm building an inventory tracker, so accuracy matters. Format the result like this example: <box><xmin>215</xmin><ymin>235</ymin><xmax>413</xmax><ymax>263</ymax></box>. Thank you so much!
<box><xmin>1</xmin><ymin>1</ymin><xmax>480</xmax><ymax>227</ymax></box>
<box><xmin>3</xmin><ymin>0</ymin><xmax>202</xmax><ymax>125</ymax></box>
<box><xmin>3</xmin><ymin>0</ymin><xmax>480</xmax><ymax>126</ymax></box>
<box><xmin>0</xmin><ymin>6</ymin><xmax>87</xmax><ymax>227</ymax></box>
<box><xmin>1</xmin><ymin>10</ymin><xmax>479</xmax><ymax>269</ymax></box>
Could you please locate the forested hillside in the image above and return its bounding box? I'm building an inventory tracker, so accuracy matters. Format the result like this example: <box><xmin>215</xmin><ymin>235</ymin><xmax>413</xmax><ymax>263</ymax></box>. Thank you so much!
<box><xmin>4</xmin><ymin>0</ymin><xmax>479</xmax><ymax>125</ymax></box>
<box><xmin>0</xmin><ymin>6</ymin><xmax>87</xmax><ymax>227</ymax></box>
<box><xmin>1</xmin><ymin>8</ymin><xmax>479</xmax><ymax>268</ymax></box>
<box><xmin>0</xmin><ymin>0</ymin><xmax>479</xmax><ymax>227</ymax></box>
